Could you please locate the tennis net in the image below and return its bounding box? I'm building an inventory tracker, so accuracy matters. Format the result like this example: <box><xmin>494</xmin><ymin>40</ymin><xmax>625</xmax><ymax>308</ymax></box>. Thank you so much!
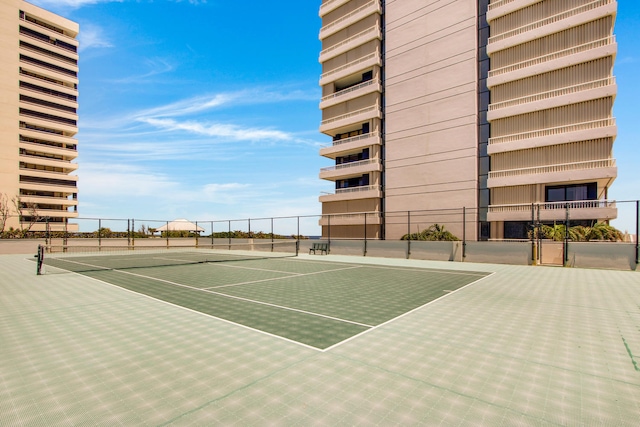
<box><xmin>40</xmin><ymin>240</ymin><xmax>299</xmax><ymax>274</ymax></box>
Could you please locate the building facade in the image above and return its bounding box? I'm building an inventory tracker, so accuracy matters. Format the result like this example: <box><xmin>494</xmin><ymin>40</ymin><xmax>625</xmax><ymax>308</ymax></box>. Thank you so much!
<box><xmin>317</xmin><ymin>0</ymin><xmax>617</xmax><ymax>240</ymax></box>
<box><xmin>0</xmin><ymin>0</ymin><xmax>79</xmax><ymax>232</ymax></box>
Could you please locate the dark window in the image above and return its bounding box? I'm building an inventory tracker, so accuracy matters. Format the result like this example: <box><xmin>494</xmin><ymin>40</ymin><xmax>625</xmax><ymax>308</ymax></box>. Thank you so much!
<box><xmin>362</xmin><ymin>70</ymin><xmax>373</xmax><ymax>81</ymax></box>
<box><xmin>504</xmin><ymin>221</ymin><xmax>529</xmax><ymax>239</ymax></box>
<box><xmin>336</xmin><ymin>174</ymin><xmax>370</xmax><ymax>189</ymax></box>
<box><xmin>546</xmin><ymin>183</ymin><xmax>597</xmax><ymax>202</ymax></box>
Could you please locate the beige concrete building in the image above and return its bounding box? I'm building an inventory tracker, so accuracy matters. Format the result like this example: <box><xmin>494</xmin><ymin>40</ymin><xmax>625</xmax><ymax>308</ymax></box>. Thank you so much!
<box><xmin>318</xmin><ymin>0</ymin><xmax>617</xmax><ymax>240</ymax></box>
<box><xmin>0</xmin><ymin>0</ymin><xmax>79</xmax><ymax>233</ymax></box>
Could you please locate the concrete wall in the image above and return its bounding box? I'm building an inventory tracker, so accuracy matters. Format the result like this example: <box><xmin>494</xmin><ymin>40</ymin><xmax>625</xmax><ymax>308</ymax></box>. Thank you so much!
<box><xmin>465</xmin><ymin>241</ymin><xmax>532</xmax><ymax>265</ymax></box>
<box><xmin>384</xmin><ymin>0</ymin><xmax>480</xmax><ymax>240</ymax></box>
<box><xmin>567</xmin><ymin>242</ymin><xmax>637</xmax><ymax>271</ymax></box>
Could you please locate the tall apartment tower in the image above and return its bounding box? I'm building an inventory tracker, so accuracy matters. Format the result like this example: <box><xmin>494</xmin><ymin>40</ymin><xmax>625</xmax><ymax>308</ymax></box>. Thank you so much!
<box><xmin>318</xmin><ymin>0</ymin><xmax>617</xmax><ymax>241</ymax></box>
<box><xmin>0</xmin><ymin>1</ymin><xmax>79</xmax><ymax>232</ymax></box>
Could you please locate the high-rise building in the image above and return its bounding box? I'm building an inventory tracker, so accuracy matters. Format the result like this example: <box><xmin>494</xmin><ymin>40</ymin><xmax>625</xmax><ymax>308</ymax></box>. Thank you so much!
<box><xmin>0</xmin><ymin>0</ymin><xmax>79</xmax><ymax>232</ymax></box>
<box><xmin>318</xmin><ymin>0</ymin><xmax>617</xmax><ymax>240</ymax></box>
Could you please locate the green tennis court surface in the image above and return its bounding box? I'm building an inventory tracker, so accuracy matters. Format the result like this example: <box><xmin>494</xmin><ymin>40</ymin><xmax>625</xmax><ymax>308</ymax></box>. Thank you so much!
<box><xmin>44</xmin><ymin>252</ymin><xmax>490</xmax><ymax>349</ymax></box>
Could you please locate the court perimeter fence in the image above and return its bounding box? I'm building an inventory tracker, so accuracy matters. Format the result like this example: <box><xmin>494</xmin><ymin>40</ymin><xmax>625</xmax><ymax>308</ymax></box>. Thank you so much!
<box><xmin>1</xmin><ymin>200</ymin><xmax>638</xmax><ymax>270</ymax></box>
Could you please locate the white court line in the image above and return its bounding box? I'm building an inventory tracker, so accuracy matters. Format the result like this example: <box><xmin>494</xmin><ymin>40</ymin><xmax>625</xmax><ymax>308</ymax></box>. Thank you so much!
<box><xmin>110</xmin><ymin>269</ymin><xmax>374</xmax><ymax>329</ymax></box>
<box><xmin>321</xmin><ymin>271</ymin><xmax>497</xmax><ymax>352</ymax></box>
<box><xmin>205</xmin><ymin>265</ymin><xmax>364</xmax><ymax>290</ymax></box>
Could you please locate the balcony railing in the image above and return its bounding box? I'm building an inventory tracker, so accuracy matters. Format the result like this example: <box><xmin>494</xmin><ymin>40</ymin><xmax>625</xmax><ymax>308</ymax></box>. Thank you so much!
<box><xmin>489</xmin><ymin>77</ymin><xmax>616</xmax><ymax>111</ymax></box>
<box><xmin>319</xmin><ymin>0</ymin><xmax>351</xmax><ymax>16</ymax></box>
<box><xmin>320</xmin><ymin>0</ymin><xmax>378</xmax><ymax>30</ymax></box>
<box><xmin>320</xmin><ymin>159</ymin><xmax>378</xmax><ymax>173</ymax></box>
<box><xmin>488</xmin><ymin>118</ymin><xmax>616</xmax><ymax>145</ymax></box>
<box><xmin>334</xmin><ymin>185</ymin><xmax>381</xmax><ymax>195</ymax></box>
<box><xmin>321</xmin><ymin>80</ymin><xmax>379</xmax><ymax>103</ymax></box>
<box><xmin>321</xmin><ymin>132</ymin><xmax>380</xmax><ymax>149</ymax></box>
<box><xmin>488</xmin><ymin>158</ymin><xmax>616</xmax><ymax>179</ymax></box>
<box><xmin>488</xmin><ymin>36</ymin><xmax>616</xmax><ymax>78</ymax></box>
<box><xmin>489</xmin><ymin>199</ymin><xmax>617</xmax><ymax>214</ymax></box>
<box><xmin>320</xmin><ymin>25</ymin><xmax>380</xmax><ymax>60</ymax></box>
<box><xmin>489</xmin><ymin>0</ymin><xmax>614</xmax><ymax>44</ymax></box>
<box><xmin>320</xmin><ymin>52</ymin><xmax>378</xmax><ymax>81</ymax></box>
<box><xmin>487</xmin><ymin>0</ymin><xmax>517</xmax><ymax>12</ymax></box>
<box><xmin>321</xmin><ymin>105</ymin><xmax>379</xmax><ymax>127</ymax></box>
<box><xmin>20</xmin><ymin>15</ymin><xmax>77</xmax><ymax>43</ymax></box>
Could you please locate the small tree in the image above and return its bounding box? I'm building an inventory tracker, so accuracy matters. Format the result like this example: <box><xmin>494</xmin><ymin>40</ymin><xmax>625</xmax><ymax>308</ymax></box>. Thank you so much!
<box><xmin>0</xmin><ymin>193</ymin><xmax>10</xmax><ymax>234</ymax></box>
<box><xmin>401</xmin><ymin>224</ymin><xmax>459</xmax><ymax>241</ymax></box>
<box><xmin>11</xmin><ymin>196</ymin><xmax>39</xmax><ymax>237</ymax></box>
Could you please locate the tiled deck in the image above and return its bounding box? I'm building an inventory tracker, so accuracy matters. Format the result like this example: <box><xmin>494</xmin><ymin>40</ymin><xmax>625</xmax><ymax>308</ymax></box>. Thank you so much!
<box><xmin>1</xmin><ymin>253</ymin><xmax>639</xmax><ymax>425</ymax></box>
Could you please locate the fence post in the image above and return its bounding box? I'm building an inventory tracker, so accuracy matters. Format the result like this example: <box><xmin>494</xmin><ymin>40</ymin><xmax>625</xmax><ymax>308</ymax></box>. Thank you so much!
<box><xmin>131</xmin><ymin>219</ymin><xmax>135</xmax><ymax>249</ymax></box>
<box><xmin>531</xmin><ymin>203</ymin><xmax>536</xmax><ymax>264</ymax></box>
<box><xmin>228</xmin><ymin>220</ymin><xmax>231</xmax><ymax>249</ymax></box>
<box><xmin>462</xmin><ymin>207</ymin><xmax>466</xmax><ymax>261</ymax></box>
<box><xmin>327</xmin><ymin>214</ymin><xmax>331</xmax><ymax>254</ymax></box>
<box><xmin>98</xmin><ymin>218</ymin><xmax>101</xmax><ymax>250</ymax></box>
<box><xmin>636</xmin><ymin>200</ymin><xmax>639</xmax><ymax>265</ymax></box>
<box><xmin>537</xmin><ymin>204</ymin><xmax>542</xmax><ymax>264</ymax></box>
<box><xmin>407</xmin><ymin>211</ymin><xmax>411</xmax><ymax>259</ymax></box>
<box><xmin>166</xmin><ymin>221</ymin><xmax>169</xmax><ymax>249</ymax></box>
<box><xmin>364</xmin><ymin>213</ymin><xmax>367</xmax><ymax>256</ymax></box>
<box><xmin>564</xmin><ymin>203</ymin><xmax>569</xmax><ymax>266</ymax></box>
<box><xmin>211</xmin><ymin>221</ymin><xmax>214</xmax><ymax>246</ymax></box>
<box><xmin>195</xmin><ymin>221</ymin><xmax>199</xmax><ymax>248</ymax></box>
<box><xmin>296</xmin><ymin>216</ymin><xmax>300</xmax><ymax>256</ymax></box>
<box><xmin>63</xmin><ymin>219</ymin><xmax>68</xmax><ymax>252</ymax></box>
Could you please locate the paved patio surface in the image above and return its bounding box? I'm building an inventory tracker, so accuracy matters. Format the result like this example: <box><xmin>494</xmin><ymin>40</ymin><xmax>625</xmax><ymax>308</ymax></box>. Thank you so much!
<box><xmin>1</xmin><ymin>253</ymin><xmax>639</xmax><ymax>425</ymax></box>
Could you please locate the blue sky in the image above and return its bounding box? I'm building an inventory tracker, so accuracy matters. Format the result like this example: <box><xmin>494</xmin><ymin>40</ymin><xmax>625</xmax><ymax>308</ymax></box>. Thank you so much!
<box><xmin>30</xmin><ymin>0</ymin><xmax>640</xmax><ymax>234</ymax></box>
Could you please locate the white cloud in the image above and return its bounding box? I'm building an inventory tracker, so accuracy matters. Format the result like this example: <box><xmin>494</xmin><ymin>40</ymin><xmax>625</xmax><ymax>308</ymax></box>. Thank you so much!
<box><xmin>110</xmin><ymin>58</ymin><xmax>176</xmax><ymax>84</ymax></box>
<box><xmin>78</xmin><ymin>24</ymin><xmax>113</xmax><ymax>52</ymax></box>
<box><xmin>139</xmin><ymin>118</ymin><xmax>293</xmax><ymax>142</ymax></box>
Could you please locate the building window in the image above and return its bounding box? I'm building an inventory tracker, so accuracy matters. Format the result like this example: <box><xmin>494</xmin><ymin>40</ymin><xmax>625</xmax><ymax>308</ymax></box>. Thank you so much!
<box><xmin>336</xmin><ymin>174</ymin><xmax>369</xmax><ymax>189</ymax></box>
<box><xmin>546</xmin><ymin>183</ymin><xmax>597</xmax><ymax>202</ymax></box>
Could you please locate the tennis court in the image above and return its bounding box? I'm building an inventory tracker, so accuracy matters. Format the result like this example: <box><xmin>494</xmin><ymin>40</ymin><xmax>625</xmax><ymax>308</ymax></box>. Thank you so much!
<box><xmin>42</xmin><ymin>243</ymin><xmax>490</xmax><ymax>350</ymax></box>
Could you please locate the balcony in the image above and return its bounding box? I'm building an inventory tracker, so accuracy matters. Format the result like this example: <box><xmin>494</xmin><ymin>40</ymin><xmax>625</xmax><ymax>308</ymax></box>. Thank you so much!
<box><xmin>487</xmin><ymin>159</ymin><xmax>617</xmax><ymax>188</ymax></box>
<box><xmin>20</xmin><ymin>195</ymin><xmax>78</xmax><ymax>207</ymax></box>
<box><xmin>320</xmin><ymin>105</ymin><xmax>382</xmax><ymax>134</ymax></box>
<box><xmin>320</xmin><ymin>0</ymin><xmax>381</xmax><ymax>36</ymax></box>
<box><xmin>488</xmin><ymin>0</ymin><xmax>551</xmax><ymax>21</ymax></box>
<box><xmin>488</xmin><ymin>0</ymin><xmax>617</xmax><ymax>54</ymax></box>
<box><xmin>320</xmin><ymin>79</ymin><xmax>382</xmax><ymax>109</ymax></box>
<box><xmin>19</xmin><ymin>140</ymin><xmax>77</xmax><ymax>159</ymax></box>
<box><xmin>20</xmin><ymin>14</ymin><xmax>78</xmax><ymax>41</ymax></box>
<box><xmin>318</xmin><ymin>212</ymin><xmax>383</xmax><ymax>226</ymax></box>
<box><xmin>320</xmin><ymin>185</ymin><xmax>382</xmax><ymax>203</ymax></box>
<box><xmin>488</xmin><ymin>77</ymin><xmax>616</xmax><ymax>121</ymax></box>
<box><xmin>20</xmin><ymin>154</ymin><xmax>78</xmax><ymax>172</ymax></box>
<box><xmin>487</xmin><ymin>36</ymin><xmax>617</xmax><ymax>88</ymax></box>
<box><xmin>487</xmin><ymin>118</ymin><xmax>617</xmax><ymax>154</ymax></box>
<box><xmin>320</xmin><ymin>159</ymin><xmax>382</xmax><ymax>181</ymax></box>
<box><xmin>319</xmin><ymin>0</ymin><xmax>350</xmax><ymax>17</ymax></box>
<box><xmin>319</xmin><ymin>51</ymin><xmax>382</xmax><ymax>86</ymax></box>
<box><xmin>320</xmin><ymin>25</ymin><xmax>381</xmax><ymax>63</ymax></box>
<box><xmin>487</xmin><ymin>200</ymin><xmax>617</xmax><ymax>222</ymax></box>
<box><xmin>320</xmin><ymin>132</ymin><xmax>382</xmax><ymax>158</ymax></box>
